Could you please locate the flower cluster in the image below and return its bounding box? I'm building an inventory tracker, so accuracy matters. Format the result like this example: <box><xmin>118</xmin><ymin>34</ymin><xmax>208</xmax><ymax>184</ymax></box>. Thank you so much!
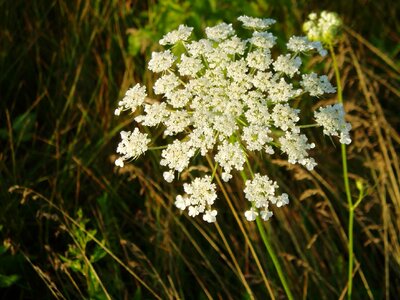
<box><xmin>303</xmin><ymin>11</ymin><xmax>342</xmax><ymax>44</ymax></box>
<box><xmin>314</xmin><ymin>104</ymin><xmax>352</xmax><ymax>144</ymax></box>
<box><xmin>114</xmin><ymin>16</ymin><xmax>351</xmax><ymax>223</ymax></box>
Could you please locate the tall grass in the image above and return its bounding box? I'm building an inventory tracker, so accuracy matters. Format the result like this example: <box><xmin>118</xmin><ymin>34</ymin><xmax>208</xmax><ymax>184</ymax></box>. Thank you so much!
<box><xmin>1</xmin><ymin>0</ymin><xmax>399</xmax><ymax>299</ymax></box>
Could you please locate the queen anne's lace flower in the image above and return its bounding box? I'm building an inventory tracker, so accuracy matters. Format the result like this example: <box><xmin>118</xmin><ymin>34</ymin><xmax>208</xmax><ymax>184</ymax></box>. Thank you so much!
<box><xmin>115</xmin><ymin>128</ymin><xmax>150</xmax><ymax>167</ymax></box>
<box><xmin>303</xmin><ymin>11</ymin><xmax>342</xmax><ymax>44</ymax></box>
<box><xmin>148</xmin><ymin>50</ymin><xmax>176</xmax><ymax>73</ymax></box>
<box><xmin>114</xmin><ymin>84</ymin><xmax>147</xmax><ymax>116</ymax></box>
<box><xmin>238</xmin><ymin>15</ymin><xmax>276</xmax><ymax>30</ymax></box>
<box><xmin>314</xmin><ymin>104</ymin><xmax>352</xmax><ymax>144</ymax></box>
<box><xmin>115</xmin><ymin>16</ymin><xmax>351</xmax><ymax>223</ymax></box>
<box><xmin>287</xmin><ymin>36</ymin><xmax>327</xmax><ymax>56</ymax></box>
<box><xmin>301</xmin><ymin>73</ymin><xmax>336</xmax><ymax>96</ymax></box>
<box><xmin>159</xmin><ymin>24</ymin><xmax>193</xmax><ymax>45</ymax></box>
<box><xmin>244</xmin><ymin>173</ymin><xmax>289</xmax><ymax>221</ymax></box>
<box><xmin>175</xmin><ymin>176</ymin><xmax>217</xmax><ymax>219</ymax></box>
<box><xmin>205</xmin><ymin>22</ymin><xmax>235</xmax><ymax>41</ymax></box>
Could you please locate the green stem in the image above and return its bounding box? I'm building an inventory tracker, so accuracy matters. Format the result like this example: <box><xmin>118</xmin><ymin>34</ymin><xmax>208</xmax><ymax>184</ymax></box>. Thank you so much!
<box><xmin>256</xmin><ymin>217</ymin><xmax>294</xmax><ymax>300</ymax></box>
<box><xmin>329</xmin><ymin>43</ymin><xmax>354</xmax><ymax>299</ymax></box>
<box><xmin>241</xmin><ymin>166</ymin><xmax>293</xmax><ymax>300</ymax></box>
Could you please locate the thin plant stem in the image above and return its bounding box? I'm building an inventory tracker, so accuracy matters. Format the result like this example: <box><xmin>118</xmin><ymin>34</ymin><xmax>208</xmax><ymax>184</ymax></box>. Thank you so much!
<box><xmin>255</xmin><ymin>217</ymin><xmax>294</xmax><ymax>300</ymax></box>
<box><xmin>329</xmin><ymin>43</ymin><xmax>354</xmax><ymax>300</ymax></box>
<box><xmin>205</xmin><ymin>155</ymin><xmax>276</xmax><ymax>299</ymax></box>
<box><xmin>242</xmin><ymin>162</ymin><xmax>294</xmax><ymax>300</ymax></box>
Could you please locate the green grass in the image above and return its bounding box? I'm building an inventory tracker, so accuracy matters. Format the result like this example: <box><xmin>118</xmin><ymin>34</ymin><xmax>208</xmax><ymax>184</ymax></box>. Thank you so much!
<box><xmin>1</xmin><ymin>0</ymin><xmax>399</xmax><ymax>299</ymax></box>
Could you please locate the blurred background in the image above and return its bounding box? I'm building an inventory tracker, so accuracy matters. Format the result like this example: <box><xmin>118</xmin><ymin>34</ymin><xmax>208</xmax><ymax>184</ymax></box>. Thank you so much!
<box><xmin>1</xmin><ymin>0</ymin><xmax>399</xmax><ymax>299</ymax></box>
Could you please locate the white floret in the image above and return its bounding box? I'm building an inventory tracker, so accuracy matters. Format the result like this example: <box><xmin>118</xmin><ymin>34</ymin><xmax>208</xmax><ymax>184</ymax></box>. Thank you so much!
<box><xmin>215</xmin><ymin>141</ymin><xmax>246</xmax><ymax>182</ymax></box>
<box><xmin>249</xmin><ymin>31</ymin><xmax>277</xmax><ymax>49</ymax></box>
<box><xmin>205</xmin><ymin>23</ymin><xmax>235</xmax><ymax>42</ymax></box>
<box><xmin>148</xmin><ymin>50</ymin><xmax>176</xmax><ymax>73</ymax></box>
<box><xmin>115</xmin><ymin>84</ymin><xmax>147</xmax><ymax>115</ymax></box>
<box><xmin>301</xmin><ymin>73</ymin><xmax>336</xmax><ymax>97</ymax></box>
<box><xmin>273</xmin><ymin>54</ymin><xmax>302</xmax><ymax>77</ymax></box>
<box><xmin>279</xmin><ymin>132</ymin><xmax>317</xmax><ymax>170</ymax></box>
<box><xmin>314</xmin><ymin>103</ymin><xmax>352</xmax><ymax>144</ymax></box>
<box><xmin>238</xmin><ymin>16</ymin><xmax>276</xmax><ymax>30</ymax></box>
<box><xmin>160</xmin><ymin>140</ymin><xmax>195</xmax><ymax>172</ymax></box>
<box><xmin>159</xmin><ymin>24</ymin><xmax>193</xmax><ymax>45</ymax></box>
<box><xmin>115</xmin><ymin>128</ymin><xmax>150</xmax><ymax>167</ymax></box>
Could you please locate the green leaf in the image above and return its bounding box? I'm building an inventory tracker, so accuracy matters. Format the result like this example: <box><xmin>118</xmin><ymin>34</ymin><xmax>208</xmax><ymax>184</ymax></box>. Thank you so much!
<box><xmin>0</xmin><ymin>274</ymin><xmax>19</xmax><ymax>288</ymax></box>
<box><xmin>90</xmin><ymin>245</ymin><xmax>107</xmax><ymax>263</ymax></box>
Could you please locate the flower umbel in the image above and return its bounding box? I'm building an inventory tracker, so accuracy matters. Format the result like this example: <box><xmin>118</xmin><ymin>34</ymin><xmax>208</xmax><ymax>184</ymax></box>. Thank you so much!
<box><xmin>114</xmin><ymin>16</ymin><xmax>351</xmax><ymax>223</ymax></box>
<box><xmin>303</xmin><ymin>11</ymin><xmax>342</xmax><ymax>44</ymax></box>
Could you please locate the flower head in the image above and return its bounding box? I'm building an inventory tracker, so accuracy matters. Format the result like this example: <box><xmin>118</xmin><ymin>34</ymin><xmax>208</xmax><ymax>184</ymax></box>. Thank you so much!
<box><xmin>114</xmin><ymin>16</ymin><xmax>350</xmax><ymax>223</ymax></box>
<box><xmin>303</xmin><ymin>11</ymin><xmax>342</xmax><ymax>44</ymax></box>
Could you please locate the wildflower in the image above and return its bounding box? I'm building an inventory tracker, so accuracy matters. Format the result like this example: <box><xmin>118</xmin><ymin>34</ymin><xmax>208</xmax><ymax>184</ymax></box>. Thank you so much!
<box><xmin>303</xmin><ymin>11</ymin><xmax>342</xmax><ymax>44</ymax></box>
<box><xmin>314</xmin><ymin>104</ymin><xmax>352</xmax><ymax>144</ymax></box>
<box><xmin>148</xmin><ymin>50</ymin><xmax>176</xmax><ymax>73</ymax></box>
<box><xmin>301</xmin><ymin>73</ymin><xmax>336</xmax><ymax>97</ymax></box>
<box><xmin>159</xmin><ymin>24</ymin><xmax>193</xmax><ymax>45</ymax></box>
<box><xmin>115</xmin><ymin>128</ymin><xmax>150</xmax><ymax>167</ymax></box>
<box><xmin>238</xmin><ymin>15</ymin><xmax>276</xmax><ymax>30</ymax></box>
<box><xmin>205</xmin><ymin>22</ymin><xmax>235</xmax><ymax>41</ymax></box>
<box><xmin>286</xmin><ymin>36</ymin><xmax>327</xmax><ymax>56</ymax></box>
<box><xmin>176</xmin><ymin>176</ymin><xmax>218</xmax><ymax>220</ymax></box>
<box><xmin>114</xmin><ymin>16</ymin><xmax>350</xmax><ymax>223</ymax></box>
<box><xmin>114</xmin><ymin>84</ymin><xmax>147</xmax><ymax>115</ymax></box>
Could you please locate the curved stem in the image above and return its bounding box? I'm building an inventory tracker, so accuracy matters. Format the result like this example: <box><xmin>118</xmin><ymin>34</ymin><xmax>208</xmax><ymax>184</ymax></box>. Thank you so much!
<box><xmin>329</xmin><ymin>43</ymin><xmax>354</xmax><ymax>299</ymax></box>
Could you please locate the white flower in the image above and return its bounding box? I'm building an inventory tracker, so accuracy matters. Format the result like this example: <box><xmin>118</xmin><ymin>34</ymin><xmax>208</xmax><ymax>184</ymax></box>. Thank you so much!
<box><xmin>249</xmin><ymin>31</ymin><xmax>277</xmax><ymax>49</ymax></box>
<box><xmin>276</xmin><ymin>193</ymin><xmax>289</xmax><ymax>207</ymax></box>
<box><xmin>186</xmin><ymin>39</ymin><xmax>214</xmax><ymax>58</ymax></box>
<box><xmin>175</xmin><ymin>195</ymin><xmax>189</xmax><ymax>210</ymax></box>
<box><xmin>246</xmin><ymin>49</ymin><xmax>272</xmax><ymax>71</ymax></box>
<box><xmin>115</xmin><ymin>17</ymin><xmax>349</xmax><ymax>222</ymax></box>
<box><xmin>314</xmin><ymin>104</ymin><xmax>352</xmax><ymax>144</ymax></box>
<box><xmin>244</xmin><ymin>208</ymin><xmax>258</xmax><ymax>221</ymax></box>
<box><xmin>279</xmin><ymin>132</ymin><xmax>317</xmax><ymax>170</ymax></box>
<box><xmin>273</xmin><ymin>54</ymin><xmax>302</xmax><ymax>77</ymax></box>
<box><xmin>243</xmin><ymin>125</ymin><xmax>273</xmax><ymax>151</ymax></box>
<box><xmin>166</xmin><ymin>88</ymin><xmax>192</xmax><ymax>108</ymax></box>
<box><xmin>205</xmin><ymin>23</ymin><xmax>235</xmax><ymax>41</ymax></box>
<box><xmin>260</xmin><ymin>209</ymin><xmax>273</xmax><ymax>221</ymax></box>
<box><xmin>148</xmin><ymin>50</ymin><xmax>176</xmax><ymax>73</ymax></box>
<box><xmin>271</xmin><ymin>103</ymin><xmax>300</xmax><ymax>133</ymax></box>
<box><xmin>178</xmin><ymin>176</ymin><xmax>218</xmax><ymax>218</ymax></box>
<box><xmin>135</xmin><ymin>102</ymin><xmax>169</xmax><ymax>127</ymax></box>
<box><xmin>267</xmin><ymin>77</ymin><xmax>302</xmax><ymax>103</ymax></box>
<box><xmin>286</xmin><ymin>36</ymin><xmax>327</xmax><ymax>56</ymax></box>
<box><xmin>244</xmin><ymin>173</ymin><xmax>278</xmax><ymax>208</ymax></box>
<box><xmin>244</xmin><ymin>173</ymin><xmax>288</xmax><ymax>221</ymax></box>
<box><xmin>301</xmin><ymin>73</ymin><xmax>336</xmax><ymax>97</ymax></box>
<box><xmin>154</xmin><ymin>73</ymin><xmax>180</xmax><ymax>95</ymax></box>
<box><xmin>159</xmin><ymin>24</ymin><xmax>193</xmax><ymax>45</ymax></box>
<box><xmin>163</xmin><ymin>110</ymin><xmax>191</xmax><ymax>136</ymax></box>
<box><xmin>303</xmin><ymin>11</ymin><xmax>342</xmax><ymax>44</ymax></box>
<box><xmin>188</xmin><ymin>127</ymin><xmax>216</xmax><ymax>156</ymax></box>
<box><xmin>215</xmin><ymin>141</ymin><xmax>246</xmax><ymax>182</ymax></box>
<box><xmin>160</xmin><ymin>140</ymin><xmax>195</xmax><ymax>172</ymax></box>
<box><xmin>115</xmin><ymin>84</ymin><xmax>147</xmax><ymax>115</ymax></box>
<box><xmin>238</xmin><ymin>16</ymin><xmax>276</xmax><ymax>30</ymax></box>
<box><xmin>163</xmin><ymin>170</ymin><xmax>175</xmax><ymax>183</ymax></box>
<box><xmin>177</xmin><ymin>54</ymin><xmax>203</xmax><ymax>77</ymax></box>
<box><xmin>115</xmin><ymin>128</ymin><xmax>150</xmax><ymax>167</ymax></box>
<box><xmin>203</xmin><ymin>210</ymin><xmax>217</xmax><ymax>223</ymax></box>
<box><xmin>219</xmin><ymin>36</ymin><xmax>247</xmax><ymax>56</ymax></box>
